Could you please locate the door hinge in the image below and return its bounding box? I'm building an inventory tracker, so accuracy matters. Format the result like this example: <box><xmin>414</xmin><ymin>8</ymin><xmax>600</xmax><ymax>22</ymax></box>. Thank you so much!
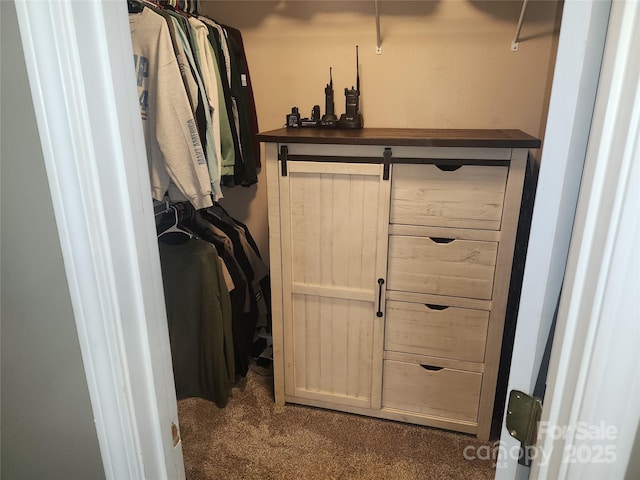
<box><xmin>506</xmin><ymin>389</ymin><xmax>542</xmax><ymax>447</ymax></box>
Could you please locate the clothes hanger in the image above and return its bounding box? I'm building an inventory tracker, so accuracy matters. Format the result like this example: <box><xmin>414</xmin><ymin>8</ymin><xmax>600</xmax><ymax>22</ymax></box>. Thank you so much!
<box><xmin>204</xmin><ymin>205</ymin><xmax>222</xmax><ymax>221</ymax></box>
<box><xmin>157</xmin><ymin>205</ymin><xmax>193</xmax><ymax>239</ymax></box>
<box><xmin>154</xmin><ymin>199</ymin><xmax>168</xmax><ymax>216</ymax></box>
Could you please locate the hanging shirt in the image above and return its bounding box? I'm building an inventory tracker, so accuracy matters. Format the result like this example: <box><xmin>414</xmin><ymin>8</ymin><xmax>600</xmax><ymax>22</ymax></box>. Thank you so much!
<box><xmin>159</xmin><ymin>238</ymin><xmax>235</xmax><ymax>406</ymax></box>
<box><xmin>203</xmin><ymin>20</ymin><xmax>258</xmax><ymax>186</ymax></box>
<box><xmin>224</xmin><ymin>25</ymin><xmax>260</xmax><ymax>169</ymax></box>
<box><xmin>203</xmin><ymin>20</ymin><xmax>244</xmax><ymax>182</ymax></box>
<box><xmin>201</xmin><ymin>20</ymin><xmax>241</xmax><ymax>180</ymax></box>
<box><xmin>129</xmin><ymin>7</ymin><xmax>213</xmax><ymax>209</ymax></box>
<box><xmin>166</xmin><ymin>13</ymin><xmax>224</xmax><ymax>200</ymax></box>
<box><xmin>188</xmin><ymin>17</ymin><xmax>224</xmax><ymax>200</ymax></box>
<box><xmin>204</xmin><ymin>23</ymin><xmax>235</xmax><ymax>178</ymax></box>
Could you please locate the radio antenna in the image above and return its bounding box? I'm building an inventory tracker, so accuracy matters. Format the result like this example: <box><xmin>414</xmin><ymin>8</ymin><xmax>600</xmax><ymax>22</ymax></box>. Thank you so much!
<box><xmin>356</xmin><ymin>45</ymin><xmax>360</xmax><ymax>93</ymax></box>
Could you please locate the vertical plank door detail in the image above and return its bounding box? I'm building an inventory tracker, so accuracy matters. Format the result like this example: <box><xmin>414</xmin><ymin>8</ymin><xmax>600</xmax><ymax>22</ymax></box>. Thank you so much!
<box><xmin>282</xmin><ymin>162</ymin><xmax>385</xmax><ymax>408</ymax></box>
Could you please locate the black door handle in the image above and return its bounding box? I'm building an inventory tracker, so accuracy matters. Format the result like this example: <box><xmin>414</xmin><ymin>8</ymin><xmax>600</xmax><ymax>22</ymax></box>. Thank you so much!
<box><xmin>376</xmin><ymin>278</ymin><xmax>385</xmax><ymax>317</ymax></box>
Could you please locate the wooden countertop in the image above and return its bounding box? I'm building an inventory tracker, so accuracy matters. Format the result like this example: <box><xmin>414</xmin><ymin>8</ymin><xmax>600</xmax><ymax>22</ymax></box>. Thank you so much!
<box><xmin>257</xmin><ymin>128</ymin><xmax>541</xmax><ymax>149</ymax></box>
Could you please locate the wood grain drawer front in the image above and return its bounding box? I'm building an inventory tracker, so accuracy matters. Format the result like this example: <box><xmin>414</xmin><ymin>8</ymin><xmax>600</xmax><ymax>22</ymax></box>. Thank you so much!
<box><xmin>384</xmin><ymin>301</ymin><xmax>489</xmax><ymax>362</ymax></box>
<box><xmin>390</xmin><ymin>164</ymin><xmax>508</xmax><ymax>230</ymax></box>
<box><xmin>382</xmin><ymin>360</ymin><xmax>481</xmax><ymax>422</ymax></box>
<box><xmin>387</xmin><ymin>235</ymin><xmax>498</xmax><ymax>300</ymax></box>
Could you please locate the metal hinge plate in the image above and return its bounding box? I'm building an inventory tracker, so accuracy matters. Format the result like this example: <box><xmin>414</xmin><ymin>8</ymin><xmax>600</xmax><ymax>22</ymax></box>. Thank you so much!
<box><xmin>506</xmin><ymin>389</ymin><xmax>542</xmax><ymax>447</ymax></box>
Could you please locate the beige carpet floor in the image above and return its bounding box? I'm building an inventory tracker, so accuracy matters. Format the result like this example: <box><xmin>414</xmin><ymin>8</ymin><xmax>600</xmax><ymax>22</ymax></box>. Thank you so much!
<box><xmin>178</xmin><ymin>368</ymin><xmax>496</xmax><ymax>480</ymax></box>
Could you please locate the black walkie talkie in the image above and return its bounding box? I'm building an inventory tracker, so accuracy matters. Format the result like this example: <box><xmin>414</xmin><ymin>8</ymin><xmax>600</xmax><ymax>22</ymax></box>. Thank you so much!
<box><xmin>338</xmin><ymin>45</ymin><xmax>363</xmax><ymax>129</ymax></box>
<box><xmin>322</xmin><ymin>67</ymin><xmax>338</xmax><ymax>126</ymax></box>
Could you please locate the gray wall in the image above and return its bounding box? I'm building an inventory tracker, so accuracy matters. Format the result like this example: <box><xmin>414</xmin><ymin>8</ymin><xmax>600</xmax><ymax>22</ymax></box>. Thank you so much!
<box><xmin>0</xmin><ymin>1</ymin><xmax>105</xmax><ymax>478</ymax></box>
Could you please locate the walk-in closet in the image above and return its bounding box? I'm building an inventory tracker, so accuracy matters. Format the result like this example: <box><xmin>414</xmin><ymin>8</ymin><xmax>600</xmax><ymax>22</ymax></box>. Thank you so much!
<box><xmin>10</xmin><ymin>1</ymin><xmax>638</xmax><ymax>480</ymax></box>
<box><xmin>123</xmin><ymin>1</ymin><xmax>560</xmax><ymax>477</ymax></box>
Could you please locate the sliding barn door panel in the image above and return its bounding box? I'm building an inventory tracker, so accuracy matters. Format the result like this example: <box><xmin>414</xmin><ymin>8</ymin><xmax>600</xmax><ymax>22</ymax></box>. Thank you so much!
<box><xmin>280</xmin><ymin>161</ymin><xmax>388</xmax><ymax>408</ymax></box>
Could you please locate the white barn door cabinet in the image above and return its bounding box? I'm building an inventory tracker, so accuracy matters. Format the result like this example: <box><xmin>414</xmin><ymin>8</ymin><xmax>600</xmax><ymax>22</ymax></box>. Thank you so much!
<box><xmin>258</xmin><ymin>128</ymin><xmax>540</xmax><ymax>441</ymax></box>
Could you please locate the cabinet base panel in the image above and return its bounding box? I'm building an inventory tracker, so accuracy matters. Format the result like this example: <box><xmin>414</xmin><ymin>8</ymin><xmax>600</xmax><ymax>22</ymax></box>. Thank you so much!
<box><xmin>283</xmin><ymin>395</ymin><xmax>479</xmax><ymax>437</ymax></box>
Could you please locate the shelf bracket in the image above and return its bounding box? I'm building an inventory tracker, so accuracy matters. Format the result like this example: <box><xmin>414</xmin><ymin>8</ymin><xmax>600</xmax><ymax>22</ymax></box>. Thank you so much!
<box><xmin>375</xmin><ymin>0</ymin><xmax>382</xmax><ymax>54</ymax></box>
<box><xmin>511</xmin><ymin>0</ymin><xmax>530</xmax><ymax>52</ymax></box>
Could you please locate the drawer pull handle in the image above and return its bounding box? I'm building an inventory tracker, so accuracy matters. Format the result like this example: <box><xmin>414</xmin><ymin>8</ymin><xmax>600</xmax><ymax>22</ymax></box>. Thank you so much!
<box><xmin>376</xmin><ymin>278</ymin><xmax>385</xmax><ymax>318</ymax></box>
<box><xmin>420</xmin><ymin>364</ymin><xmax>444</xmax><ymax>372</ymax></box>
<box><xmin>425</xmin><ymin>304</ymin><xmax>449</xmax><ymax>311</ymax></box>
<box><xmin>435</xmin><ymin>164</ymin><xmax>462</xmax><ymax>172</ymax></box>
<box><xmin>429</xmin><ymin>237</ymin><xmax>455</xmax><ymax>244</ymax></box>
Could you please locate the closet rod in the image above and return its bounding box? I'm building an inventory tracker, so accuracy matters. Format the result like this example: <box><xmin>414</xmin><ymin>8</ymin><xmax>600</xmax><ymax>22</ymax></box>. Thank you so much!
<box><xmin>511</xmin><ymin>0</ymin><xmax>529</xmax><ymax>52</ymax></box>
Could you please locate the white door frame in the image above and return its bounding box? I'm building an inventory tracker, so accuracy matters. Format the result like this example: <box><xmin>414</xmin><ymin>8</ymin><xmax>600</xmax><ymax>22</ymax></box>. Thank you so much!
<box><xmin>495</xmin><ymin>1</ymin><xmax>611</xmax><ymax>478</ymax></box>
<box><xmin>531</xmin><ymin>1</ymin><xmax>640</xmax><ymax>478</ymax></box>
<box><xmin>14</xmin><ymin>1</ymin><xmax>184</xmax><ymax>478</ymax></box>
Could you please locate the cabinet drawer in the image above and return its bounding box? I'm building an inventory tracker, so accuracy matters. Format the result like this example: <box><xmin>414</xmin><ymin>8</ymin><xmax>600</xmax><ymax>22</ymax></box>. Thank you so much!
<box><xmin>382</xmin><ymin>360</ymin><xmax>481</xmax><ymax>422</ymax></box>
<box><xmin>390</xmin><ymin>164</ymin><xmax>508</xmax><ymax>230</ymax></box>
<box><xmin>387</xmin><ymin>235</ymin><xmax>498</xmax><ymax>300</ymax></box>
<box><xmin>384</xmin><ymin>301</ymin><xmax>489</xmax><ymax>362</ymax></box>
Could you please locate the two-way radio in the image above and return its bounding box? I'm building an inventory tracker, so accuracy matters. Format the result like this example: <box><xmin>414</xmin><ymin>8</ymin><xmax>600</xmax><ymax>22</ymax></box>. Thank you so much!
<box><xmin>321</xmin><ymin>67</ymin><xmax>338</xmax><ymax>126</ymax></box>
<box><xmin>285</xmin><ymin>46</ymin><xmax>363</xmax><ymax>129</ymax></box>
<box><xmin>338</xmin><ymin>45</ymin><xmax>363</xmax><ymax>129</ymax></box>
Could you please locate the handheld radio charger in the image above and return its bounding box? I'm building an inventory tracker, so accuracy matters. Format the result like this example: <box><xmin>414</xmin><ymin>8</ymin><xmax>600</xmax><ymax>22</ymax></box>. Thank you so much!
<box><xmin>285</xmin><ymin>46</ymin><xmax>363</xmax><ymax>129</ymax></box>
